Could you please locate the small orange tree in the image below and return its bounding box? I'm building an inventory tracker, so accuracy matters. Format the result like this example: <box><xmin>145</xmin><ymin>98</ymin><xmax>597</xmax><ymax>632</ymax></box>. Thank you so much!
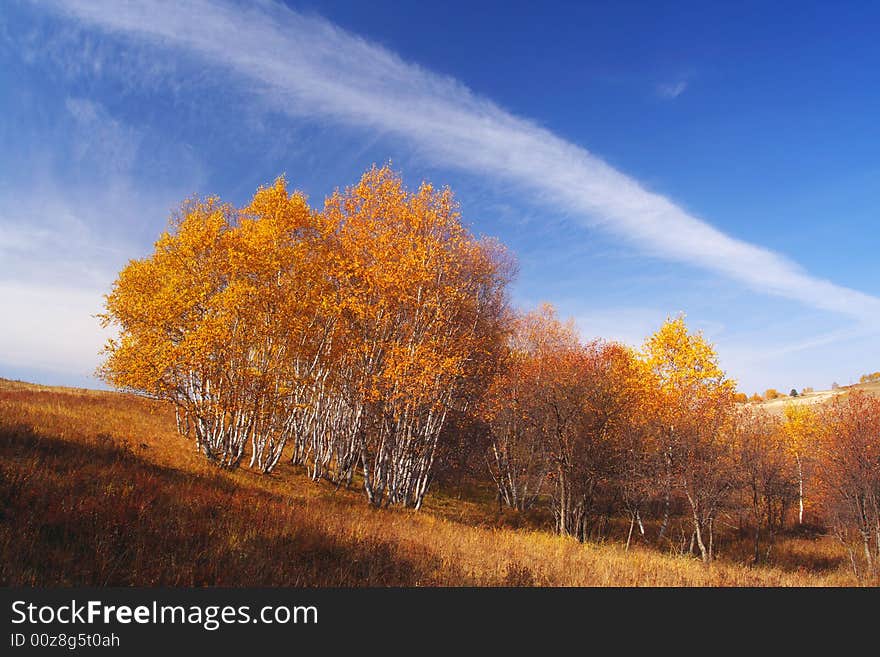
<box><xmin>555</xmin><ymin>339</ymin><xmax>647</xmax><ymax>542</ymax></box>
<box><xmin>482</xmin><ymin>305</ymin><xmax>575</xmax><ymax>511</ymax></box>
<box><xmin>732</xmin><ymin>406</ymin><xmax>797</xmax><ymax>563</ymax></box>
<box><xmin>815</xmin><ymin>391</ymin><xmax>880</xmax><ymax>580</ymax></box>
<box><xmin>483</xmin><ymin>304</ymin><xmax>651</xmax><ymax>541</ymax></box>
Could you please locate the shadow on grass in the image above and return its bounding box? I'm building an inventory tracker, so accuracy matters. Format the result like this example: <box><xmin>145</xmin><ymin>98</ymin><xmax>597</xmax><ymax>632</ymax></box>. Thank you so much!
<box><xmin>0</xmin><ymin>425</ymin><xmax>462</xmax><ymax>586</ymax></box>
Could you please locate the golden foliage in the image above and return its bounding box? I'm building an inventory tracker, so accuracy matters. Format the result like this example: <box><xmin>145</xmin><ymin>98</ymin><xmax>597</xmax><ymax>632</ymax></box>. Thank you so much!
<box><xmin>100</xmin><ymin>166</ymin><xmax>511</xmax><ymax>506</ymax></box>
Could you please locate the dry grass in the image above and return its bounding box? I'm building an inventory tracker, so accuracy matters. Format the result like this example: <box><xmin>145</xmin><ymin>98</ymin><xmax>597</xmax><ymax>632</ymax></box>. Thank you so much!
<box><xmin>755</xmin><ymin>380</ymin><xmax>880</xmax><ymax>414</ymax></box>
<box><xmin>0</xmin><ymin>378</ymin><xmax>859</xmax><ymax>586</ymax></box>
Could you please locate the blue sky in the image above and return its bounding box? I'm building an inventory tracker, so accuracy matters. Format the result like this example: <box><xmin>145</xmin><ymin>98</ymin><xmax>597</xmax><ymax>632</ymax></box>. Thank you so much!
<box><xmin>1</xmin><ymin>0</ymin><xmax>878</xmax><ymax>394</ymax></box>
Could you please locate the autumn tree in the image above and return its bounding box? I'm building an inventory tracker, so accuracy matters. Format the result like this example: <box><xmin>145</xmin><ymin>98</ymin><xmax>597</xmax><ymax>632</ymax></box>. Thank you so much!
<box><xmin>100</xmin><ymin>180</ymin><xmax>331</xmax><ymax>472</ymax></box>
<box><xmin>101</xmin><ymin>165</ymin><xmax>511</xmax><ymax>509</ymax></box>
<box><xmin>232</xmin><ymin>178</ymin><xmax>334</xmax><ymax>473</ymax></box>
<box><xmin>781</xmin><ymin>403</ymin><xmax>818</xmax><ymax>525</ymax></box>
<box><xmin>483</xmin><ymin>304</ymin><xmax>650</xmax><ymax>541</ymax></box>
<box><xmin>860</xmin><ymin>372</ymin><xmax>880</xmax><ymax>384</ymax></box>
<box><xmin>644</xmin><ymin>315</ymin><xmax>737</xmax><ymax>562</ymax></box>
<box><xmin>482</xmin><ymin>305</ymin><xmax>571</xmax><ymax>511</ymax></box>
<box><xmin>545</xmin><ymin>339</ymin><xmax>647</xmax><ymax>542</ymax></box>
<box><xmin>815</xmin><ymin>391</ymin><xmax>880</xmax><ymax>580</ymax></box>
<box><xmin>322</xmin><ymin>166</ymin><xmax>511</xmax><ymax>508</ymax></box>
<box><xmin>732</xmin><ymin>406</ymin><xmax>798</xmax><ymax>563</ymax></box>
<box><xmin>608</xmin><ymin>352</ymin><xmax>658</xmax><ymax>550</ymax></box>
<box><xmin>101</xmin><ymin>196</ymin><xmax>252</xmax><ymax>467</ymax></box>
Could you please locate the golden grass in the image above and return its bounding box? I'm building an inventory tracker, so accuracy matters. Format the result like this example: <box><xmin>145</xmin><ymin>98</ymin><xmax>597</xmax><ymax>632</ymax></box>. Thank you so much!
<box><xmin>0</xmin><ymin>378</ymin><xmax>859</xmax><ymax>586</ymax></box>
<box><xmin>755</xmin><ymin>380</ymin><xmax>880</xmax><ymax>414</ymax></box>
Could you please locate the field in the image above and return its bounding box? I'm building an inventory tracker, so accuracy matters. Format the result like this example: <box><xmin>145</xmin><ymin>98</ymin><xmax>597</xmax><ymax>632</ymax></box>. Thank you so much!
<box><xmin>0</xmin><ymin>377</ymin><xmax>867</xmax><ymax>586</ymax></box>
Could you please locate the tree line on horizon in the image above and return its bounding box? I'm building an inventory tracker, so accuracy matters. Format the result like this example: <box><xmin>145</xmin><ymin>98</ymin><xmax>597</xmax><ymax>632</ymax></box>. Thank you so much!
<box><xmin>100</xmin><ymin>166</ymin><xmax>880</xmax><ymax>579</ymax></box>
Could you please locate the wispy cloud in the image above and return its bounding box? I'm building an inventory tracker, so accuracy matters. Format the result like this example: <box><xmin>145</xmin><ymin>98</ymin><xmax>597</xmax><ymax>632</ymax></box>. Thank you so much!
<box><xmin>738</xmin><ymin>324</ymin><xmax>879</xmax><ymax>362</ymax></box>
<box><xmin>64</xmin><ymin>97</ymin><xmax>142</xmax><ymax>173</ymax></box>
<box><xmin>657</xmin><ymin>80</ymin><xmax>688</xmax><ymax>99</ymax></box>
<box><xmin>0</xmin><ymin>86</ymin><xmax>201</xmax><ymax>383</ymax></box>
<box><xmin>30</xmin><ymin>0</ymin><xmax>880</xmax><ymax>326</ymax></box>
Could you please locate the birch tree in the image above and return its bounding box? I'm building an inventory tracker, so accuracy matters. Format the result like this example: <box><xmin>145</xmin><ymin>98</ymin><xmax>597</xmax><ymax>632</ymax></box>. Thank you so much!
<box><xmin>323</xmin><ymin>166</ymin><xmax>510</xmax><ymax>508</ymax></box>
<box><xmin>100</xmin><ymin>196</ymin><xmax>256</xmax><ymax>467</ymax></box>
<box><xmin>782</xmin><ymin>403</ymin><xmax>818</xmax><ymax>525</ymax></box>
<box><xmin>644</xmin><ymin>316</ymin><xmax>737</xmax><ymax>563</ymax></box>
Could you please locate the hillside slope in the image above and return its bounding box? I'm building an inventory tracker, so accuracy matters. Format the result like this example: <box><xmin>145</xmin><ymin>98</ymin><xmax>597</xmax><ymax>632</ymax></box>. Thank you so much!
<box><xmin>0</xmin><ymin>378</ymin><xmax>856</xmax><ymax>586</ymax></box>
<box><xmin>754</xmin><ymin>381</ymin><xmax>880</xmax><ymax>414</ymax></box>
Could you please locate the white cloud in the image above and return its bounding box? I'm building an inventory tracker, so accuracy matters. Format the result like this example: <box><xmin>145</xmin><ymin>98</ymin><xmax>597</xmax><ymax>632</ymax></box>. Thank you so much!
<box><xmin>28</xmin><ymin>0</ymin><xmax>880</xmax><ymax>330</ymax></box>
<box><xmin>657</xmin><ymin>80</ymin><xmax>688</xmax><ymax>99</ymax></box>
<box><xmin>727</xmin><ymin>324</ymin><xmax>879</xmax><ymax>364</ymax></box>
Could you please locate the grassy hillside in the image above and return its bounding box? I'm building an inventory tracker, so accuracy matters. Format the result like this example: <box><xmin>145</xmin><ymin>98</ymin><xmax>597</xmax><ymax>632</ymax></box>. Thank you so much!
<box><xmin>0</xmin><ymin>378</ymin><xmax>859</xmax><ymax>586</ymax></box>
<box><xmin>754</xmin><ymin>381</ymin><xmax>880</xmax><ymax>414</ymax></box>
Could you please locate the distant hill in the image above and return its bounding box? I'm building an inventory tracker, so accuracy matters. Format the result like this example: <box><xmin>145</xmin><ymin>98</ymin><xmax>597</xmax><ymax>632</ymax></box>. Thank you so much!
<box><xmin>752</xmin><ymin>380</ymin><xmax>880</xmax><ymax>414</ymax></box>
